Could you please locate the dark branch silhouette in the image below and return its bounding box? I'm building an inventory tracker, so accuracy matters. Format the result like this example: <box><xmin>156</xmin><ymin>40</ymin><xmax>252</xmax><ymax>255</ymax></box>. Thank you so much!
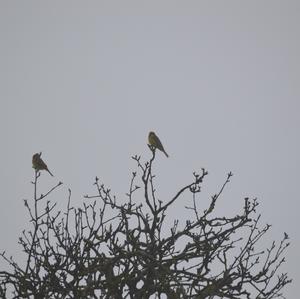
<box><xmin>0</xmin><ymin>149</ymin><xmax>291</xmax><ymax>298</ymax></box>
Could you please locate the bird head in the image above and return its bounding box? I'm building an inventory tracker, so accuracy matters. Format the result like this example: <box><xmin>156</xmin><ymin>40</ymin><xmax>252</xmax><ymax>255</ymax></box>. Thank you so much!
<box><xmin>33</xmin><ymin>153</ymin><xmax>40</xmax><ymax>159</ymax></box>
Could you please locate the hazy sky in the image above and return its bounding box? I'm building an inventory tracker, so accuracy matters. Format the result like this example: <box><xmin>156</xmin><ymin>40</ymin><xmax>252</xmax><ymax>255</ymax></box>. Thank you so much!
<box><xmin>0</xmin><ymin>1</ymin><xmax>299</xmax><ymax>297</ymax></box>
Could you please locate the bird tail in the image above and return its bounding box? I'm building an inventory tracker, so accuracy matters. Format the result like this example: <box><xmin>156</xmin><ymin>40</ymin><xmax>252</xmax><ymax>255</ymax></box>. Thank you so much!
<box><xmin>164</xmin><ymin>151</ymin><xmax>169</xmax><ymax>158</ymax></box>
<box><xmin>47</xmin><ymin>169</ymin><xmax>54</xmax><ymax>177</ymax></box>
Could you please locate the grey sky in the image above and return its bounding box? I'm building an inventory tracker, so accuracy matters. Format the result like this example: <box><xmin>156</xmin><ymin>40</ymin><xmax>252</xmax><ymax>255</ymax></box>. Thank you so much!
<box><xmin>0</xmin><ymin>1</ymin><xmax>299</xmax><ymax>297</ymax></box>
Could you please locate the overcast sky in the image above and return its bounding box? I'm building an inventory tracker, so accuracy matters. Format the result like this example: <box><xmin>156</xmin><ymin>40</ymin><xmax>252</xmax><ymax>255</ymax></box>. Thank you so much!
<box><xmin>0</xmin><ymin>1</ymin><xmax>299</xmax><ymax>297</ymax></box>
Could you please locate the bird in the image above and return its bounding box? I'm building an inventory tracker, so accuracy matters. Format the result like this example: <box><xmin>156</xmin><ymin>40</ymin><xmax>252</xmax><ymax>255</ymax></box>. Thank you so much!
<box><xmin>32</xmin><ymin>152</ymin><xmax>54</xmax><ymax>176</ymax></box>
<box><xmin>148</xmin><ymin>131</ymin><xmax>169</xmax><ymax>157</ymax></box>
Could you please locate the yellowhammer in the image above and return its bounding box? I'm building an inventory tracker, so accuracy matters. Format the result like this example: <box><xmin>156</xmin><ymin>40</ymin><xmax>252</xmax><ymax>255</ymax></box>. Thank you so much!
<box><xmin>32</xmin><ymin>152</ymin><xmax>54</xmax><ymax>176</ymax></box>
<box><xmin>148</xmin><ymin>131</ymin><xmax>169</xmax><ymax>157</ymax></box>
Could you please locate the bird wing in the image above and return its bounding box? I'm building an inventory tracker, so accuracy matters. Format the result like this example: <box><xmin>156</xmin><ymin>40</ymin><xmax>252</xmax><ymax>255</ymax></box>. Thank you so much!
<box><xmin>38</xmin><ymin>159</ymin><xmax>48</xmax><ymax>169</ymax></box>
<box><xmin>154</xmin><ymin>135</ymin><xmax>165</xmax><ymax>152</ymax></box>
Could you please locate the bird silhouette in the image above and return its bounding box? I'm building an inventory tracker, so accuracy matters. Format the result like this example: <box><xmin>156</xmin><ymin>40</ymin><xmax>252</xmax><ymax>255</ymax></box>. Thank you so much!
<box><xmin>32</xmin><ymin>152</ymin><xmax>54</xmax><ymax>176</ymax></box>
<box><xmin>148</xmin><ymin>131</ymin><xmax>169</xmax><ymax>157</ymax></box>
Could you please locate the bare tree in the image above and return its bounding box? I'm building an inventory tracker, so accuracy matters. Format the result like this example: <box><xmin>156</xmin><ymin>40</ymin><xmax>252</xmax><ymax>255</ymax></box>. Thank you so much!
<box><xmin>0</xmin><ymin>149</ymin><xmax>291</xmax><ymax>298</ymax></box>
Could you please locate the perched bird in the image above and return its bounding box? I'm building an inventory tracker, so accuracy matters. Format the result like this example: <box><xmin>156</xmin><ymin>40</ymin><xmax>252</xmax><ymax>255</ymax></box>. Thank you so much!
<box><xmin>148</xmin><ymin>131</ymin><xmax>169</xmax><ymax>157</ymax></box>
<box><xmin>32</xmin><ymin>152</ymin><xmax>54</xmax><ymax>176</ymax></box>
